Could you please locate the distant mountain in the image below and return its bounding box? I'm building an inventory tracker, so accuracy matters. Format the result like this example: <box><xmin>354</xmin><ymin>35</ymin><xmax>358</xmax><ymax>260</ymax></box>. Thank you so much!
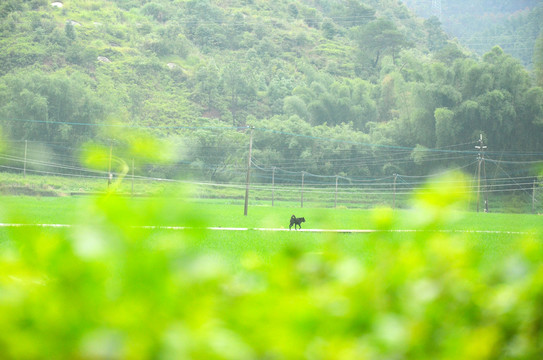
<box><xmin>402</xmin><ymin>0</ymin><xmax>543</xmax><ymax>68</ymax></box>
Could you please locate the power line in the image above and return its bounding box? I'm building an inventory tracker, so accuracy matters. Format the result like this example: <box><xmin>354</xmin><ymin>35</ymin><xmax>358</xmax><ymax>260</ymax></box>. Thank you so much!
<box><xmin>4</xmin><ymin>118</ymin><xmax>543</xmax><ymax>158</ymax></box>
<box><xmin>1</xmin><ymin>118</ymin><xmax>247</xmax><ymax>131</ymax></box>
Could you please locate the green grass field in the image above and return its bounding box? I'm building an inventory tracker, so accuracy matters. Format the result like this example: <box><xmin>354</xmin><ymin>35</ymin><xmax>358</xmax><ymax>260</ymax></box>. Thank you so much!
<box><xmin>1</xmin><ymin>193</ymin><xmax>541</xmax><ymax>271</ymax></box>
<box><xmin>1</xmin><ymin>194</ymin><xmax>541</xmax><ymax>230</ymax></box>
<box><xmin>1</xmin><ymin>184</ymin><xmax>543</xmax><ymax>358</ymax></box>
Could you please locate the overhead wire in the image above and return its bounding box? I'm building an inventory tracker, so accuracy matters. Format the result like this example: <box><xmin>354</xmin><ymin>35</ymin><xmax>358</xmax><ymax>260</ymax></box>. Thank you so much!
<box><xmin>1</xmin><ymin>121</ymin><xmax>541</xmax><ymax>204</ymax></box>
<box><xmin>4</xmin><ymin>118</ymin><xmax>543</xmax><ymax>157</ymax></box>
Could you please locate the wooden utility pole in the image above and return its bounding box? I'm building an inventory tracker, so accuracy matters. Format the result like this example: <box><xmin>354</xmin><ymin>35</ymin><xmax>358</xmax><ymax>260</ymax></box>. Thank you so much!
<box><xmin>244</xmin><ymin>127</ymin><xmax>254</xmax><ymax>216</ymax></box>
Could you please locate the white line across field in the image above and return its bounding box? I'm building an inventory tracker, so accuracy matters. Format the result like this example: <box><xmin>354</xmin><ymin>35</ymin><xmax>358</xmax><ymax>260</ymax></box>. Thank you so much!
<box><xmin>0</xmin><ymin>223</ymin><xmax>71</xmax><ymax>228</ymax></box>
<box><xmin>0</xmin><ymin>223</ymin><xmax>534</xmax><ymax>235</ymax></box>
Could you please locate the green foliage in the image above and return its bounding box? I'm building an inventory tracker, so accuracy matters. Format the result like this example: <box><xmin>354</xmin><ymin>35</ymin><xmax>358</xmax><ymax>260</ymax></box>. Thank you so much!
<box><xmin>536</xmin><ymin>33</ymin><xmax>543</xmax><ymax>87</ymax></box>
<box><xmin>0</xmin><ymin>0</ymin><xmax>542</xmax><ymax>181</ymax></box>
<box><xmin>434</xmin><ymin>107</ymin><xmax>456</xmax><ymax>147</ymax></box>
<box><xmin>1</xmin><ymin>175</ymin><xmax>543</xmax><ymax>358</ymax></box>
<box><xmin>332</xmin><ymin>0</ymin><xmax>375</xmax><ymax>28</ymax></box>
<box><xmin>523</xmin><ymin>87</ymin><xmax>543</xmax><ymax>126</ymax></box>
<box><xmin>0</xmin><ymin>70</ymin><xmax>103</xmax><ymax>146</ymax></box>
<box><xmin>404</xmin><ymin>0</ymin><xmax>542</xmax><ymax>68</ymax></box>
<box><xmin>423</xmin><ymin>16</ymin><xmax>447</xmax><ymax>52</ymax></box>
<box><xmin>354</xmin><ymin>18</ymin><xmax>409</xmax><ymax>67</ymax></box>
<box><xmin>0</xmin><ymin>0</ymin><xmax>24</xmax><ymax>18</ymax></box>
<box><xmin>141</xmin><ymin>2</ymin><xmax>170</xmax><ymax>22</ymax></box>
<box><xmin>64</xmin><ymin>22</ymin><xmax>76</xmax><ymax>41</ymax></box>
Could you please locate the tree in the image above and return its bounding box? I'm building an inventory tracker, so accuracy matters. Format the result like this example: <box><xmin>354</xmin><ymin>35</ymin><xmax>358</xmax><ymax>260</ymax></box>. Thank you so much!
<box><xmin>355</xmin><ymin>18</ymin><xmax>408</xmax><ymax>67</ymax></box>
<box><xmin>194</xmin><ymin>63</ymin><xmax>221</xmax><ymax>111</ymax></box>
<box><xmin>222</xmin><ymin>63</ymin><xmax>257</xmax><ymax>126</ymax></box>
<box><xmin>434</xmin><ymin>107</ymin><xmax>457</xmax><ymax>147</ymax></box>
<box><xmin>523</xmin><ymin>87</ymin><xmax>543</xmax><ymax>127</ymax></box>
<box><xmin>424</xmin><ymin>16</ymin><xmax>448</xmax><ymax>52</ymax></box>
<box><xmin>322</xmin><ymin>19</ymin><xmax>336</xmax><ymax>39</ymax></box>
<box><xmin>332</xmin><ymin>0</ymin><xmax>375</xmax><ymax>28</ymax></box>
<box><xmin>302</xmin><ymin>7</ymin><xmax>320</xmax><ymax>29</ymax></box>
<box><xmin>433</xmin><ymin>43</ymin><xmax>466</xmax><ymax>64</ymax></box>
<box><xmin>455</xmin><ymin>100</ymin><xmax>479</xmax><ymax>141</ymax></box>
<box><xmin>378</xmin><ymin>75</ymin><xmax>397</xmax><ymax>122</ymax></box>
<box><xmin>0</xmin><ymin>70</ymin><xmax>103</xmax><ymax>147</ymax></box>
<box><xmin>0</xmin><ymin>0</ymin><xmax>23</xmax><ymax>18</ymax></box>
<box><xmin>142</xmin><ymin>2</ymin><xmax>170</xmax><ymax>22</ymax></box>
<box><xmin>477</xmin><ymin>89</ymin><xmax>516</xmax><ymax>149</ymax></box>
<box><xmin>287</xmin><ymin>3</ymin><xmax>299</xmax><ymax>18</ymax></box>
<box><xmin>283</xmin><ymin>96</ymin><xmax>309</xmax><ymax>121</ymax></box>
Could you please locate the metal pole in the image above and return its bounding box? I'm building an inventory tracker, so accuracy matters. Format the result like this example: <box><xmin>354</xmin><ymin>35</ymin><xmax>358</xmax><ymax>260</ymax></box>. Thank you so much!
<box><xmin>23</xmin><ymin>140</ymin><xmax>28</xmax><ymax>178</ymax></box>
<box><xmin>272</xmin><ymin>166</ymin><xmax>275</xmax><ymax>207</ymax></box>
<box><xmin>475</xmin><ymin>134</ymin><xmax>486</xmax><ymax>213</ymax></box>
<box><xmin>244</xmin><ymin>127</ymin><xmax>254</xmax><ymax>216</ymax></box>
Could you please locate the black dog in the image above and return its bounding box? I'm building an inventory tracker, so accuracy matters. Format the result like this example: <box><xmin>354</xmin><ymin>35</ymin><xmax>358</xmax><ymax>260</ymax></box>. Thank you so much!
<box><xmin>289</xmin><ymin>215</ymin><xmax>305</xmax><ymax>230</ymax></box>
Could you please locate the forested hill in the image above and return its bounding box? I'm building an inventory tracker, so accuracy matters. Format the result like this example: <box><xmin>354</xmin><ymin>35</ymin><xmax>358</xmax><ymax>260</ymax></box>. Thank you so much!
<box><xmin>1</xmin><ymin>0</ymin><xmax>543</xmax><ymax>180</ymax></box>
<box><xmin>403</xmin><ymin>0</ymin><xmax>543</xmax><ymax>69</ymax></box>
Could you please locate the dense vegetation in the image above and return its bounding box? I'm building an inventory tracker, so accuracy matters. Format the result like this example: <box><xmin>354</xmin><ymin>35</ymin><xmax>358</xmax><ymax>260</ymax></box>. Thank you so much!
<box><xmin>0</xmin><ymin>0</ymin><xmax>542</xmax><ymax>182</ymax></box>
<box><xmin>403</xmin><ymin>0</ymin><xmax>543</xmax><ymax>69</ymax></box>
<box><xmin>1</xmin><ymin>176</ymin><xmax>543</xmax><ymax>358</ymax></box>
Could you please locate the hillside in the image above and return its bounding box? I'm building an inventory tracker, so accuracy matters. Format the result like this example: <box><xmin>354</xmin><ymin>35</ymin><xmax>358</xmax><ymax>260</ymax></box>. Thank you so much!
<box><xmin>0</xmin><ymin>0</ymin><xmax>542</xmax><ymax>184</ymax></box>
<box><xmin>403</xmin><ymin>0</ymin><xmax>543</xmax><ymax>69</ymax></box>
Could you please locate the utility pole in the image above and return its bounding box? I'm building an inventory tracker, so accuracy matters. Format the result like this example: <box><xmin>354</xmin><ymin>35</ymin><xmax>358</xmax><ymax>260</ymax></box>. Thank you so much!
<box><xmin>475</xmin><ymin>134</ymin><xmax>487</xmax><ymax>212</ymax></box>
<box><xmin>243</xmin><ymin>126</ymin><xmax>254</xmax><ymax>216</ymax></box>
<box><xmin>23</xmin><ymin>140</ymin><xmax>28</xmax><ymax>178</ymax></box>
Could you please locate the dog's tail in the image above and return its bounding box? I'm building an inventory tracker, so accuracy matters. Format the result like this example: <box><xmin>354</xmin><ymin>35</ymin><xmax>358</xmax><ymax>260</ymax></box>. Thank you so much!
<box><xmin>291</xmin><ymin>214</ymin><xmax>295</xmax><ymax>219</ymax></box>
